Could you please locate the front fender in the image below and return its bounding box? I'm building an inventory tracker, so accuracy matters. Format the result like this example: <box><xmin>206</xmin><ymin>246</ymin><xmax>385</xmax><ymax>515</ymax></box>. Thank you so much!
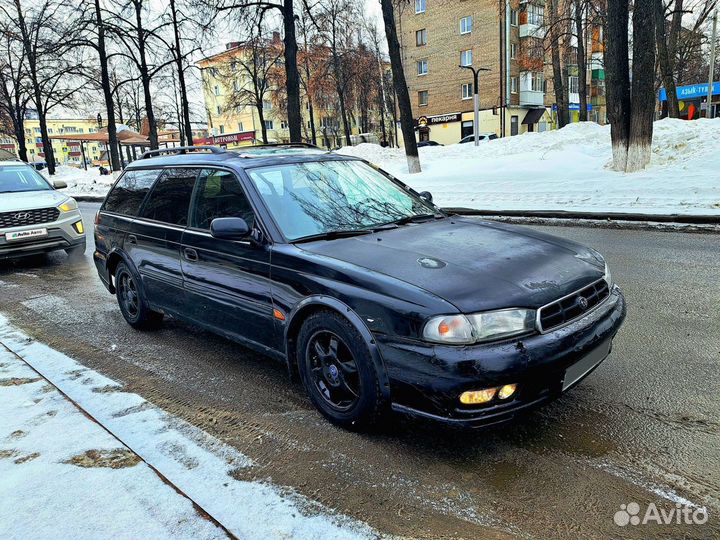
<box><xmin>284</xmin><ymin>295</ymin><xmax>391</xmax><ymax>402</ymax></box>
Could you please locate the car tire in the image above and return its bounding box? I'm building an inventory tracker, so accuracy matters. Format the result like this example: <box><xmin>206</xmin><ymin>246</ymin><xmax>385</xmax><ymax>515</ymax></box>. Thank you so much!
<box><xmin>297</xmin><ymin>310</ymin><xmax>387</xmax><ymax>430</ymax></box>
<box><xmin>114</xmin><ymin>262</ymin><xmax>163</xmax><ymax>330</ymax></box>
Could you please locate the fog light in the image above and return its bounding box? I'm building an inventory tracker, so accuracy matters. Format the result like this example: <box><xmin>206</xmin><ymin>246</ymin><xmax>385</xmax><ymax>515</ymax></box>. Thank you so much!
<box><xmin>72</xmin><ymin>221</ymin><xmax>84</xmax><ymax>234</ymax></box>
<box><xmin>459</xmin><ymin>388</ymin><xmax>496</xmax><ymax>405</ymax></box>
<box><xmin>498</xmin><ymin>384</ymin><xmax>517</xmax><ymax>400</ymax></box>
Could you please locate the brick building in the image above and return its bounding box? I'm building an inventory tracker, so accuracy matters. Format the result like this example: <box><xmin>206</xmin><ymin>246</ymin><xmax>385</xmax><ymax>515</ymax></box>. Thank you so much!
<box><xmin>394</xmin><ymin>0</ymin><xmax>605</xmax><ymax>145</ymax></box>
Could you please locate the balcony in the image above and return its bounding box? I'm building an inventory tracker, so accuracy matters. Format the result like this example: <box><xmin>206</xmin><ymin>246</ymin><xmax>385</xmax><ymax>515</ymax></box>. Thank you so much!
<box><xmin>519</xmin><ymin>90</ymin><xmax>545</xmax><ymax>106</ymax></box>
<box><xmin>519</xmin><ymin>23</ymin><xmax>545</xmax><ymax>38</ymax></box>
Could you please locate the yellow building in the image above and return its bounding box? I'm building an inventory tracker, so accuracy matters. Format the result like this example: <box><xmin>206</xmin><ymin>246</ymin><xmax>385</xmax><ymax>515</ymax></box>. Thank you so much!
<box><xmin>1</xmin><ymin>117</ymin><xmax>106</xmax><ymax>166</ymax></box>
<box><xmin>197</xmin><ymin>41</ymin><xmax>382</xmax><ymax>149</ymax></box>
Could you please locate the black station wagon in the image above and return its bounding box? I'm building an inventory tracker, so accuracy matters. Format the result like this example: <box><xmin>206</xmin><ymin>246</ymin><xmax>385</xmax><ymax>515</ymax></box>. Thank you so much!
<box><xmin>94</xmin><ymin>144</ymin><xmax>626</xmax><ymax>429</ymax></box>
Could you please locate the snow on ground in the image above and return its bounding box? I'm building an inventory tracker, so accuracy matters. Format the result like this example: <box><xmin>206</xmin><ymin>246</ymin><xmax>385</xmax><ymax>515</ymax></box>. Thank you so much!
<box><xmin>0</xmin><ymin>314</ymin><xmax>376</xmax><ymax>540</ymax></box>
<box><xmin>337</xmin><ymin>118</ymin><xmax>720</xmax><ymax>216</ymax></box>
<box><xmin>41</xmin><ymin>166</ymin><xmax>118</xmax><ymax>198</ymax></box>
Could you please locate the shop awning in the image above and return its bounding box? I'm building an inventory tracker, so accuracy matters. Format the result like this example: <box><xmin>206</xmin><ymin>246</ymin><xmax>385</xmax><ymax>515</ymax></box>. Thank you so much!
<box><xmin>522</xmin><ymin>108</ymin><xmax>546</xmax><ymax>125</ymax></box>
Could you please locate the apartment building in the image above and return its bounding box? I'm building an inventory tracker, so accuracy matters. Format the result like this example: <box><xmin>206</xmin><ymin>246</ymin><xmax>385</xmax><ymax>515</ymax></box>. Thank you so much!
<box><xmin>197</xmin><ymin>39</ymin><xmax>383</xmax><ymax>149</ymax></box>
<box><xmin>395</xmin><ymin>0</ymin><xmax>605</xmax><ymax>145</ymax></box>
<box><xmin>1</xmin><ymin>117</ymin><xmax>106</xmax><ymax>165</ymax></box>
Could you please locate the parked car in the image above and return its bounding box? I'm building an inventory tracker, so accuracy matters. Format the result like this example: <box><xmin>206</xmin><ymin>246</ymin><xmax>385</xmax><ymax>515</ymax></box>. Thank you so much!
<box><xmin>417</xmin><ymin>141</ymin><xmax>443</xmax><ymax>148</ymax></box>
<box><xmin>0</xmin><ymin>160</ymin><xmax>86</xmax><ymax>260</ymax></box>
<box><xmin>459</xmin><ymin>133</ymin><xmax>498</xmax><ymax>143</ymax></box>
<box><xmin>94</xmin><ymin>144</ymin><xmax>626</xmax><ymax>429</ymax></box>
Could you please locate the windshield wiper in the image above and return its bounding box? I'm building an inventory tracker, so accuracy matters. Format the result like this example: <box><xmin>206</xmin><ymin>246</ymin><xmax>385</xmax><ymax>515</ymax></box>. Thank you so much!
<box><xmin>391</xmin><ymin>213</ymin><xmax>443</xmax><ymax>226</ymax></box>
<box><xmin>292</xmin><ymin>229</ymin><xmax>373</xmax><ymax>244</ymax></box>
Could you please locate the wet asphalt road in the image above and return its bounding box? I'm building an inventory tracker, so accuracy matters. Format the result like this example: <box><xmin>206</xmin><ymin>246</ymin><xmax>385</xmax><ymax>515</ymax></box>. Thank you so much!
<box><xmin>0</xmin><ymin>202</ymin><xmax>718</xmax><ymax>540</ymax></box>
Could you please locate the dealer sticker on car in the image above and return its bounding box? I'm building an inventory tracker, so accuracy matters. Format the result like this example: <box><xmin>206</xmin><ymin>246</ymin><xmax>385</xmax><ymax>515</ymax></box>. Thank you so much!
<box><xmin>5</xmin><ymin>228</ymin><xmax>48</xmax><ymax>241</ymax></box>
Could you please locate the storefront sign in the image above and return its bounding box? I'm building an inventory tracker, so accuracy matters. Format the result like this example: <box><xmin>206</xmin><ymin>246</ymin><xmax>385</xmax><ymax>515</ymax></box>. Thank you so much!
<box><xmin>197</xmin><ymin>131</ymin><xmax>256</xmax><ymax>145</ymax></box>
<box><xmin>659</xmin><ymin>82</ymin><xmax>720</xmax><ymax>102</ymax></box>
<box><xmin>415</xmin><ymin>113</ymin><xmax>461</xmax><ymax>127</ymax></box>
<box><xmin>552</xmin><ymin>103</ymin><xmax>593</xmax><ymax>111</ymax></box>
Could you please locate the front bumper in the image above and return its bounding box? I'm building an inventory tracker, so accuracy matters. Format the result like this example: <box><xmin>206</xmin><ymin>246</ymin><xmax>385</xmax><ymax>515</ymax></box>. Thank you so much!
<box><xmin>377</xmin><ymin>286</ymin><xmax>627</xmax><ymax>427</ymax></box>
<box><xmin>0</xmin><ymin>210</ymin><xmax>85</xmax><ymax>259</ymax></box>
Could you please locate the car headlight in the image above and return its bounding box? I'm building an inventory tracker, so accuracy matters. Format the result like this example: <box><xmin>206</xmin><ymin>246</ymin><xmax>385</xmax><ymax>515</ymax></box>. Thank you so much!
<box><xmin>58</xmin><ymin>198</ymin><xmax>78</xmax><ymax>212</ymax></box>
<box><xmin>603</xmin><ymin>261</ymin><xmax>613</xmax><ymax>288</ymax></box>
<box><xmin>423</xmin><ymin>308</ymin><xmax>536</xmax><ymax>344</ymax></box>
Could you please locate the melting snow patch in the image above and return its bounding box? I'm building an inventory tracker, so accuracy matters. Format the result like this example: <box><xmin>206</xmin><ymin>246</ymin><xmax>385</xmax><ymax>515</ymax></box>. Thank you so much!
<box><xmin>0</xmin><ymin>314</ymin><xmax>376</xmax><ymax>540</ymax></box>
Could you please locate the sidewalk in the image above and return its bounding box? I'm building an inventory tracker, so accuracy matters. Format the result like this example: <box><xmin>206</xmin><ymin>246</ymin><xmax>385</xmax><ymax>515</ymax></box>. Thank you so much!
<box><xmin>0</xmin><ymin>315</ymin><xmax>375</xmax><ymax>540</ymax></box>
<box><xmin>0</xmin><ymin>345</ymin><xmax>227</xmax><ymax>540</ymax></box>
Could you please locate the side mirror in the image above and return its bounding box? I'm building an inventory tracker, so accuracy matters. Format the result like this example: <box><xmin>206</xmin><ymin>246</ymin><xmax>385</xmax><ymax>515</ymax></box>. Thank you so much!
<box><xmin>53</xmin><ymin>180</ymin><xmax>67</xmax><ymax>189</ymax></box>
<box><xmin>419</xmin><ymin>191</ymin><xmax>433</xmax><ymax>204</ymax></box>
<box><xmin>210</xmin><ymin>217</ymin><xmax>250</xmax><ymax>240</ymax></box>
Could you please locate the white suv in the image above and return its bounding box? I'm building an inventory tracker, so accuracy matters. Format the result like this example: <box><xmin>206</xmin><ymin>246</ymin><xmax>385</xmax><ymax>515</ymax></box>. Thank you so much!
<box><xmin>0</xmin><ymin>160</ymin><xmax>86</xmax><ymax>260</ymax></box>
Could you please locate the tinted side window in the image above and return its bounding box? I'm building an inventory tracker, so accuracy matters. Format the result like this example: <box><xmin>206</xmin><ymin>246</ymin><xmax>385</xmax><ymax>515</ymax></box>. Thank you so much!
<box><xmin>140</xmin><ymin>168</ymin><xmax>199</xmax><ymax>226</ymax></box>
<box><xmin>103</xmin><ymin>170</ymin><xmax>159</xmax><ymax>216</ymax></box>
<box><xmin>191</xmin><ymin>169</ymin><xmax>255</xmax><ymax>230</ymax></box>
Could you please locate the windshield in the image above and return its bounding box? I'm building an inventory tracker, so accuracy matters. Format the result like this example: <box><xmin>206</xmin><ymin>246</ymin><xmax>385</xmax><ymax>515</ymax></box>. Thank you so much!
<box><xmin>0</xmin><ymin>164</ymin><xmax>52</xmax><ymax>193</ymax></box>
<box><xmin>247</xmin><ymin>159</ymin><xmax>439</xmax><ymax>241</ymax></box>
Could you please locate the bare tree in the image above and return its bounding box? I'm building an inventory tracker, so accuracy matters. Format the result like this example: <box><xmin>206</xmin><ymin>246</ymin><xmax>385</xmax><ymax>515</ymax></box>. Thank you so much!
<box><xmin>381</xmin><ymin>0</ymin><xmax>419</xmax><ymax>173</ymax></box>
<box><xmin>0</xmin><ymin>26</ymin><xmax>31</xmax><ymax>162</ymax></box>
<box><xmin>574</xmin><ymin>0</ymin><xmax>588</xmax><ymax>121</ymax></box>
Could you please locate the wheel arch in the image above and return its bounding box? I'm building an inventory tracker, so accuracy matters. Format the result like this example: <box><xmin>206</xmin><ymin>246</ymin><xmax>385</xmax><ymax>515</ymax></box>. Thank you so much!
<box><xmin>105</xmin><ymin>248</ymin><xmax>136</xmax><ymax>295</ymax></box>
<box><xmin>284</xmin><ymin>296</ymin><xmax>391</xmax><ymax>401</ymax></box>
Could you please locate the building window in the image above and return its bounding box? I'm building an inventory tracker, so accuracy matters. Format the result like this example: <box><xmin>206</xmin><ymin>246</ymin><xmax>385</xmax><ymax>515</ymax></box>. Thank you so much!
<box><xmin>460</xmin><ymin>49</ymin><xmax>473</xmax><ymax>66</ymax></box>
<box><xmin>214</xmin><ymin>85</ymin><xmax>220</xmax><ymax>96</ymax></box>
<box><xmin>416</xmin><ymin>28</ymin><xmax>427</xmax><ymax>46</ymax></box>
<box><xmin>263</xmin><ymin>100</ymin><xmax>273</xmax><ymax>110</ymax></box>
<box><xmin>238</xmin><ymin>122</ymin><xmax>244</xmax><ymax>132</ymax></box>
<box><xmin>219</xmin><ymin>125</ymin><xmax>225</xmax><ymax>134</ymax></box>
<box><xmin>281</xmin><ymin>121</ymin><xmax>288</xmax><ymax>129</ymax></box>
<box><xmin>415</xmin><ymin>0</ymin><xmax>425</xmax><ymax>13</ymax></box>
<box><xmin>216</xmin><ymin>105</ymin><xmax>221</xmax><ymax>115</ymax></box>
<box><xmin>264</xmin><ymin>120</ymin><xmax>274</xmax><ymax>130</ymax></box>
<box><xmin>417</xmin><ymin>59</ymin><xmax>428</xmax><ymax>75</ymax></box>
<box><xmin>510</xmin><ymin>43</ymin><xmax>518</xmax><ymax>59</ymax></box>
<box><xmin>527</xmin><ymin>4</ymin><xmax>544</xmax><ymax>26</ymax></box>
<box><xmin>568</xmin><ymin>75</ymin><xmax>579</xmax><ymax>94</ymax></box>
<box><xmin>418</xmin><ymin>90</ymin><xmax>428</xmax><ymax>106</ymax></box>
<box><xmin>461</xmin><ymin>83</ymin><xmax>473</xmax><ymax>100</ymax></box>
<box><xmin>531</xmin><ymin>72</ymin><xmax>544</xmax><ymax>91</ymax></box>
<box><xmin>460</xmin><ymin>16</ymin><xmax>473</xmax><ymax>34</ymax></box>
<box><xmin>511</xmin><ymin>76</ymin><xmax>518</xmax><ymax>94</ymax></box>
<box><xmin>510</xmin><ymin>9</ymin><xmax>518</xmax><ymax>26</ymax></box>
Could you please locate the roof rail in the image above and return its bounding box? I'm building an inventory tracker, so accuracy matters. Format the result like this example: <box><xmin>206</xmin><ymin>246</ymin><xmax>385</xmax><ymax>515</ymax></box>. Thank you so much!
<box><xmin>140</xmin><ymin>145</ymin><xmax>227</xmax><ymax>160</ymax></box>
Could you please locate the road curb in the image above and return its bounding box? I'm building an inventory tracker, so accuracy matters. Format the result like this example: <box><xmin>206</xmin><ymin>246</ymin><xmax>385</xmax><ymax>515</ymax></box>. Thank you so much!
<box><xmin>444</xmin><ymin>208</ymin><xmax>720</xmax><ymax>226</ymax></box>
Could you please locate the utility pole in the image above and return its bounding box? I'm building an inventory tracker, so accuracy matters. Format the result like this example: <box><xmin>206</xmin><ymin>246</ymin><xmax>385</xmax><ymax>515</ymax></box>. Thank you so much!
<box><xmin>460</xmin><ymin>65</ymin><xmax>491</xmax><ymax>146</ymax></box>
<box><xmin>707</xmin><ymin>8</ymin><xmax>718</xmax><ymax>119</ymax></box>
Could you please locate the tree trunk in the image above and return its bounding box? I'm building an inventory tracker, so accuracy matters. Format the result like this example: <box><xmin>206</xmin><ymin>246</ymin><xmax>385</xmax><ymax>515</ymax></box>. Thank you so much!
<box><xmin>604</xmin><ymin>0</ymin><xmax>631</xmax><ymax>170</ymax></box>
<box><xmin>95</xmin><ymin>0</ymin><xmax>121</xmax><ymax>171</ymax></box>
<box><xmin>257</xmin><ymin>102</ymin><xmax>268</xmax><ymax>143</ymax></box>
<box><xmin>13</xmin><ymin>114</ymin><xmax>28</xmax><ymax>162</ymax></box>
<box><xmin>283</xmin><ymin>0</ymin><xmax>302</xmax><ymax>142</ymax></box>
<box><xmin>169</xmin><ymin>0</ymin><xmax>193</xmax><ymax>146</ymax></box>
<box><xmin>654</xmin><ymin>0</ymin><xmax>679</xmax><ymax>117</ymax></box>
<box><xmin>380</xmin><ymin>0</ymin><xmax>420</xmax><ymax>173</ymax></box>
<box><xmin>574</xmin><ymin>0</ymin><xmax>588</xmax><ymax>121</ymax></box>
<box><xmin>335</xmin><ymin>77</ymin><xmax>352</xmax><ymax>146</ymax></box>
<box><xmin>134</xmin><ymin>0</ymin><xmax>158</xmax><ymax>149</ymax></box>
<box><xmin>627</xmin><ymin>0</ymin><xmax>656</xmax><ymax>171</ymax></box>
<box><xmin>548</xmin><ymin>0</ymin><xmax>567</xmax><ymax>128</ymax></box>
<box><xmin>307</xmin><ymin>100</ymin><xmax>317</xmax><ymax>145</ymax></box>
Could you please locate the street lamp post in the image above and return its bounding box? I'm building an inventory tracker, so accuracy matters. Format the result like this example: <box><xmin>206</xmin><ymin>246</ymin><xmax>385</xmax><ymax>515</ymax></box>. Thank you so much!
<box><xmin>460</xmin><ymin>65</ymin><xmax>491</xmax><ymax>146</ymax></box>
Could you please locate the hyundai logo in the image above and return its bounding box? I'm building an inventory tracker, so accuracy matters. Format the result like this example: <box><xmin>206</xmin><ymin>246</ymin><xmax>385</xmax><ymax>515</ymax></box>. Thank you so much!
<box><xmin>577</xmin><ymin>296</ymin><xmax>589</xmax><ymax>310</ymax></box>
<box><xmin>14</xmin><ymin>212</ymin><xmax>31</xmax><ymax>221</ymax></box>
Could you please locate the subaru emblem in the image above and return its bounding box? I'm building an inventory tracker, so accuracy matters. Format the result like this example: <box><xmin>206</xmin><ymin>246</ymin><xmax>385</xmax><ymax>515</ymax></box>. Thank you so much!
<box><xmin>577</xmin><ymin>296</ymin><xmax>589</xmax><ymax>310</ymax></box>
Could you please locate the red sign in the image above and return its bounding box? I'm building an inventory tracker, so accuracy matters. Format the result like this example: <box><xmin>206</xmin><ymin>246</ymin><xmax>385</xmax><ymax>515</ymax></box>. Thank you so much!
<box><xmin>0</xmin><ymin>144</ymin><xmax>15</xmax><ymax>150</ymax></box>
<box><xmin>198</xmin><ymin>131</ymin><xmax>256</xmax><ymax>146</ymax></box>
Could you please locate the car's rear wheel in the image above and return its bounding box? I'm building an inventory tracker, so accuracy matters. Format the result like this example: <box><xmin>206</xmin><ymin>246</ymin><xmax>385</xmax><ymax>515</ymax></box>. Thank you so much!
<box><xmin>297</xmin><ymin>310</ymin><xmax>387</xmax><ymax>429</ymax></box>
<box><xmin>115</xmin><ymin>262</ymin><xmax>163</xmax><ymax>329</ymax></box>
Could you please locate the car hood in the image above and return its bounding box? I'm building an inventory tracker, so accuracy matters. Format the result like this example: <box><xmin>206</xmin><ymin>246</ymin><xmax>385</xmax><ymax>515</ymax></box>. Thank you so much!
<box><xmin>0</xmin><ymin>190</ymin><xmax>68</xmax><ymax>213</ymax></box>
<box><xmin>296</xmin><ymin>217</ymin><xmax>606</xmax><ymax>313</ymax></box>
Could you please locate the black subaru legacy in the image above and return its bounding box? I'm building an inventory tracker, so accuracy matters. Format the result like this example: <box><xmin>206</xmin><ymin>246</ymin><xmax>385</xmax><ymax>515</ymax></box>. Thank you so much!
<box><xmin>94</xmin><ymin>144</ymin><xmax>626</xmax><ymax>429</ymax></box>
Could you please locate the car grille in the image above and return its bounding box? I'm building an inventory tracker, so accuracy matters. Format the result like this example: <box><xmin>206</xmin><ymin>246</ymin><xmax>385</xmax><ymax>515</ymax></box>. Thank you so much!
<box><xmin>0</xmin><ymin>207</ymin><xmax>60</xmax><ymax>229</ymax></box>
<box><xmin>538</xmin><ymin>278</ymin><xmax>610</xmax><ymax>332</ymax></box>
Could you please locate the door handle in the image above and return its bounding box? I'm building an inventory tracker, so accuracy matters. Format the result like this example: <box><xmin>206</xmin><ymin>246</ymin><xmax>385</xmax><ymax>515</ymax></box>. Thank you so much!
<box><xmin>183</xmin><ymin>247</ymin><xmax>198</xmax><ymax>261</ymax></box>
<box><xmin>127</xmin><ymin>235</ymin><xmax>137</xmax><ymax>245</ymax></box>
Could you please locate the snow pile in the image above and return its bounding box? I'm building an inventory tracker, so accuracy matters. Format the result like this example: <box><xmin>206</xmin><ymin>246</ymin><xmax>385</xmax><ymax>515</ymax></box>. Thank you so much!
<box><xmin>41</xmin><ymin>166</ymin><xmax>118</xmax><ymax>198</ymax></box>
<box><xmin>338</xmin><ymin>118</ymin><xmax>720</xmax><ymax>215</ymax></box>
<box><xmin>0</xmin><ymin>315</ymin><xmax>376</xmax><ymax>540</ymax></box>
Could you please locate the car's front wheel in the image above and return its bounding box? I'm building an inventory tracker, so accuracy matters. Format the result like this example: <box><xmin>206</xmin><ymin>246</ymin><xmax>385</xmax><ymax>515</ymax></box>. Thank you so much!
<box><xmin>115</xmin><ymin>262</ymin><xmax>163</xmax><ymax>329</ymax></box>
<box><xmin>297</xmin><ymin>310</ymin><xmax>387</xmax><ymax>430</ymax></box>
